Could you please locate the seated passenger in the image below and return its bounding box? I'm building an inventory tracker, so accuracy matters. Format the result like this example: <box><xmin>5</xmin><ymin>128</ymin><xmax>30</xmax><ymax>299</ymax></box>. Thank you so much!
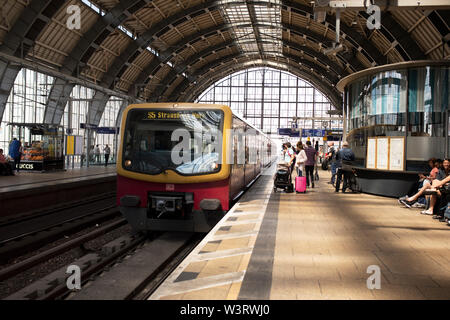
<box><xmin>422</xmin><ymin>159</ymin><xmax>450</xmax><ymax>216</ymax></box>
<box><xmin>399</xmin><ymin>158</ymin><xmax>440</xmax><ymax>207</ymax></box>
<box><xmin>0</xmin><ymin>149</ymin><xmax>14</xmax><ymax>176</ymax></box>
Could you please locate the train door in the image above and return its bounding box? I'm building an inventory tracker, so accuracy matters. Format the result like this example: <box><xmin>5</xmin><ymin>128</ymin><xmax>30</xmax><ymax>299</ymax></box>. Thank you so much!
<box><xmin>229</xmin><ymin>117</ymin><xmax>245</xmax><ymax>200</ymax></box>
<box><xmin>255</xmin><ymin>132</ymin><xmax>261</xmax><ymax>175</ymax></box>
<box><xmin>244</xmin><ymin>125</ymin><xmax>255</xmax><ymax>186</ymax></box>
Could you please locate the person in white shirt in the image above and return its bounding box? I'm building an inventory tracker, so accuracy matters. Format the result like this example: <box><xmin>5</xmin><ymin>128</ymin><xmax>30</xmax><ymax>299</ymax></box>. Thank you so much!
<box><xmin>94</xmin><ymin>145</ymin><xmax>101</xmax><ymax>163</ymax></box>
<box><xmin>295</xmin><ymin>143</ymin><xmax>307</xmax><ymax>177</ymax></box>
<box><xmin>282</xmin><ymin>143</ymin><xmax>295</xmax><ymax>164</ymax></box>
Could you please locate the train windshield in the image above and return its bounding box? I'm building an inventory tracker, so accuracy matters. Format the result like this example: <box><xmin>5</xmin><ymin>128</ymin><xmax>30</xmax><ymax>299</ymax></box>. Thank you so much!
<box><xmin>122</xmin><ymin>109</ymin><xmax>224</xmax><ymax>175</ymax></box>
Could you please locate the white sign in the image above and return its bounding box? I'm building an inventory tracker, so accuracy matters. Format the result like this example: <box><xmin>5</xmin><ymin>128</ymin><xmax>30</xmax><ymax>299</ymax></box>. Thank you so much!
<box><xmin>19</xmin><ymin>163</ymin><xmax>34</xmax><ymax>170</ymax></box>
<box><xmin>366</xmin><ymin>138</ymin><xmax>376</xmax><ymax>169</ymax></box>
<box><xmin>389</xmin><ymin>138</ymin><xmax>405</xmax><ymax>171</ymax></box>
<box><xmin>376</xmin><ymin>138</ymin><xmax>389</xmax><ymax>170</ymax></box>
<box><xmin>75</xmin><ymin>136</ymin><xmax>84</xmax><ymax>155</ymax></box>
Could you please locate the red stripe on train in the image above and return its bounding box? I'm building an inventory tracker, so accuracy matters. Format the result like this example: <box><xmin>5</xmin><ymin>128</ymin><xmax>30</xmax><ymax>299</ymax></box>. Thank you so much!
<box><xmin>117</xmin><ymin>175</ymin><xmax>230</xmax><ymax>211</ymax></box>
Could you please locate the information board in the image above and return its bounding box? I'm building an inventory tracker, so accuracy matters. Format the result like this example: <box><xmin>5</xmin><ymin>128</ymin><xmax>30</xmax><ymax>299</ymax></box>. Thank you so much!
<box><xmin>389</xmin><ymin>137</ymin><xmax>405</xmax><ymax>171</ymax></box>
<box><xmin>66</xmin><ymin>135</ymin><xmax>84</xmax><ymax>155</ymax></box>
<box><xmin>75</xmin><ymin>136</ymin><xmax>83</xmax><ymax>155</ymax></box>
<box><xmin>366</xmin><ymin>136</ymin><xmax>405</xmax><ymax>171</ymax></box>
<box><xmin>375</xmin><ymin>137</ymin><xmax>389</xmax><ymax>170</ymax></box>
<box><xmin>366</xmin><ymin>138</ymin><xmax>377</xmax><ymax>169</ymax></box>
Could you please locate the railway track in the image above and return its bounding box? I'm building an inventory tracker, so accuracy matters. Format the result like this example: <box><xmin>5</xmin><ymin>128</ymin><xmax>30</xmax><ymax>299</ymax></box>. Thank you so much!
<box><xmin>0</xmin><ymin>193</ymin><xmax>120</xmax><ymax>263</ymax></box>
<box><xmin>2</xmin><ymin>168</ymin><xmax>271</xmax><ymax>300</ymax></box>
<box><xmin>0</xmin><ymin>192</ymin><xmax>115</xmax><ymax>228</ymax></box>
<box><xmin>131</xmin><ymin>234</ymin><xmax>202</xmax><ymax>300</ymax></box>
<box><xmin>2</xmin><ymin>228</ymin><xmax>201</xmax><ymax>300</ymax></box>
<box><xmin>2</xmin><ymin>218</ymin><xmax>132</xmax><ymax>299</ymax></box>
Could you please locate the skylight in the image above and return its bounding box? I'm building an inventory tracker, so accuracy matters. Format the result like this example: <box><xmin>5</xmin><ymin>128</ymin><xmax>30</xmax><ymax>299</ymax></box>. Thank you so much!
<box><xmin>82</xmin><ymin>1</ymin><xmax>186</xmax><ymax>78</ymax></box>
<box><xmin>82</xmin><ymin>0</ymin><xmax>105</xmax><ymax>16</ymax></box>
<box><xmin>219</xmin><ymin>0</ymin><xmax>282</xmax><ymax>57</ymax></box>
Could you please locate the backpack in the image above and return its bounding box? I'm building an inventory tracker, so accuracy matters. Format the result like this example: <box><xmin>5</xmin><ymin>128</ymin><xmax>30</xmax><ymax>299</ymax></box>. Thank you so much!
<box><xmin>330</xmin><ymin>148</ymin><xmax>337</xmax><ymax>161</ymax></box>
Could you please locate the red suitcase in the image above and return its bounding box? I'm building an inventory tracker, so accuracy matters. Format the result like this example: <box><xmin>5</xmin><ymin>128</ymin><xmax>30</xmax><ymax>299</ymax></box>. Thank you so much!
<box><xmin>295</xmin><ymin>176</ymin><xmax>307</xmax><ymax>193</ymax></box>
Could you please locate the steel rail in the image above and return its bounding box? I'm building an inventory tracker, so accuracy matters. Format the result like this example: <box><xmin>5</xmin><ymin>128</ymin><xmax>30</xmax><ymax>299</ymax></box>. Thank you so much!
<box><xmin>0</xmin><ymin>219</ymin><xmax>127</xmax><ymax>282</ymax></box>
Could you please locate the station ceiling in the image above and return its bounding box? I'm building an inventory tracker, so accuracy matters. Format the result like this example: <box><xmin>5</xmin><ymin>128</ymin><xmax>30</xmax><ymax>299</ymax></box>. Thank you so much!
<box><xmin>0</xmin><ymin>0</ymin><xmax>449</xmax><ymax>122</ymax></box>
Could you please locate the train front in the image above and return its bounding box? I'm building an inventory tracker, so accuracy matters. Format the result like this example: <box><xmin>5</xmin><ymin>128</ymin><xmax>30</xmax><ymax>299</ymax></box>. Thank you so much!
<box><xmin>117</xmin><ymin>103</ymin><xmax>232</xmax><ymax>233</ymax></box>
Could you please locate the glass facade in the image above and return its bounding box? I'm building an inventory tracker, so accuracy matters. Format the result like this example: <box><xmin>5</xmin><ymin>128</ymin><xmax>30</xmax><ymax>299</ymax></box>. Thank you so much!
<box><xmin>0</xmin><ymin>69</ymin><xmax>53</xmax><ymax>152</ymax></box>
<box><xmin>346</xmin><ymin>65</ymin><xmax>450</xmax><ymax>171</ymax></box>
<box><xmin>97</xmin><ymin>97</ymin><xmax>123</xmax><ymax>162</ymax></box>
<box><xmin>196</xmin><ymin>67</ymin><xmax>342</xmax><ymax>137</ymax></box>
<box><xmin>0</xmin><ymin>68</ymin><xmax>123</xmax><ymax>167</ymax></box>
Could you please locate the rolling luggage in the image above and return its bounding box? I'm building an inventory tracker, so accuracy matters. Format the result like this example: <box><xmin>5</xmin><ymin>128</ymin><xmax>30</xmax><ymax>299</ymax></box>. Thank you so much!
<box><xmin>295</xmin><ymin>176</ymin><xmax>307</xmax><ymax>193</ymax></box>
<box><xmin>321</xmin><ymin>159</ymin><xmax>328</xmax><ymax>170</ymax></box>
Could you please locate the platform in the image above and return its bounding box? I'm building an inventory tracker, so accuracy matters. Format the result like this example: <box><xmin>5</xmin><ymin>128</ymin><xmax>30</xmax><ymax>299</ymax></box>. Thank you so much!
<box><xmin>0</xmin><ymin>166</ymin><xmax>116</xmax><ymax>217</ymax></box>
<box><xmin>150</xmin><ymin>168</ymin><xmax>450</xmax><ymax>300</ymax></box>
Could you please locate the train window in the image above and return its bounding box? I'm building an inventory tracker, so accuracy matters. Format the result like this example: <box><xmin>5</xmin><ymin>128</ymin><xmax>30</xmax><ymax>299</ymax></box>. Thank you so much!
<box><xmin>122</xmin><ymin>109</ymin><xmax>224</xmax><ymax>175</ymax></box>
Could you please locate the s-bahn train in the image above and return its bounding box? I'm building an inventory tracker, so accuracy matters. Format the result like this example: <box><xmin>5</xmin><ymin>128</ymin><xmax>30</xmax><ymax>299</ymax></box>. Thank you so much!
<box><xmin>117</xmin><ymin>103</ymin><xmax>274</xmax><ymax>232</ymax></box>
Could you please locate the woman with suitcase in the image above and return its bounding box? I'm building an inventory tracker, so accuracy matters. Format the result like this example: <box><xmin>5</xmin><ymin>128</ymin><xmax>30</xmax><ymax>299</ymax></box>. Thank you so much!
<box><xmin>295</xmin><ymin>144</ymin><xmax>307</xmax><ymax>193</ymax></box>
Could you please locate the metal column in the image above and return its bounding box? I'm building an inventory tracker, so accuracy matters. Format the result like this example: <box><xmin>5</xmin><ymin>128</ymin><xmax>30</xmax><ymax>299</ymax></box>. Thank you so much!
<box><xmin>342</xmin><ymin>88</ymin><xmax>347</xmax><ymax>144</ymax></box>
<box><xmin>445</xmin><ymin>109</ymin><xmax>449</xmax><ymax>158</ymax></box>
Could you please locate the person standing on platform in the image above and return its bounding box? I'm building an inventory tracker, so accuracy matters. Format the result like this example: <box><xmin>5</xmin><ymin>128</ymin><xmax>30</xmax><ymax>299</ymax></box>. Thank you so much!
<box><xmin>285</xmin><ymin>142</ymin><xmax>296</xmax><ymax>173</ymax></box>
<box><xmin>94</xmin><ymin>145</ymin><xmax>101</xmax><ymax>163</ymax></box>
<box><xmin>315</xmin><ymin>140</ymin><xmax>319</xmax><ymax>152</ymax></box>
<box><xmin>326</xmin><ymin>142</ymin><xmax>337</xmax><ymax>186</ymax></box>
<box><xmin>296</xmin><ymin>141</ymin><xmax>303</xmax><ymax>154</ymax></box>
<box><xmin>304</xmin><ymin>140</ymin><xmax>317</xmax><ymax>188</ymax></box>
<box><xmin>335</xmin><ymin>141</ymin><xmax>355</xmax><ymax>193</ymax></box>
<box><xmin>295</xmin><ymin>143</ymin><xmax>307</xmax><ymax>177</ymax></box>
<box><xmin>8</xmin><ymin>138</ymin><xmax>21</xmax><ymax>173</ymax></box>
<box><xmin>104</xmin><ymin>145</ymin><xmax>111</xmax><ymax>167</ymax></box>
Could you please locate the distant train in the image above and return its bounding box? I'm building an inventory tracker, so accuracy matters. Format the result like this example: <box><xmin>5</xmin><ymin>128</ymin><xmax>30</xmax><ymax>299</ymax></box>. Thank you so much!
<box><xmin>117</xmin><ymin>103</ymin><xmax>274</xmax><ymax>232</ymax></box>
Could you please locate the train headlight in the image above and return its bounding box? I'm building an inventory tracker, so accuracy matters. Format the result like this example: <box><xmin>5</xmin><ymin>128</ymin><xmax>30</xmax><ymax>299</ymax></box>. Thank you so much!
<box><xmin>211</xmin><ymin>162</ymin><xmax>219</xmax><ymax>170</ymax></box>
<box><xmin>125</xmin><ymin>160</ymin><xmax>132</xmax><ymax>167</ymax></box>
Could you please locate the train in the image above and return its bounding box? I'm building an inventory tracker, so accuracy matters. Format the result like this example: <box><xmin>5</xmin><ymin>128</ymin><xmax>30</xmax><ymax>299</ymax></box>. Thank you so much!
<box><xmin>117</xmin><ymin>103</ymin><xmax>274</xmax><ymax>232</ymax></box>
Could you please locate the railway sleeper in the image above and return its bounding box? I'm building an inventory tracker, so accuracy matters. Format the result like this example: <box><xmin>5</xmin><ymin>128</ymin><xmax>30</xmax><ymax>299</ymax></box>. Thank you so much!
<box><xmin>5</xmin><ymin>253</ymin><xmax>102</xmax><ymax>300</ymax></box>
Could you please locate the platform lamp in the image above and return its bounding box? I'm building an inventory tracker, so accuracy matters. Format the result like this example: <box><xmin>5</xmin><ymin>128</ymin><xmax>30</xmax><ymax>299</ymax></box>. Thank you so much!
<box><xmin>312</xmin><ymin>0</ymin><xmax>330</xmax><ymax>23</ymax></box>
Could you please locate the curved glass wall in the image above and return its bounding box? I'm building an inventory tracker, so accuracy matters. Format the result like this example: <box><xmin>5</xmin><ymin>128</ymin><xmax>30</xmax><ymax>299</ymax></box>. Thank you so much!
<box><xmin>346</xmin><ymin>65</ymin><xmax>449</xmax><ymax>171</ymax></box>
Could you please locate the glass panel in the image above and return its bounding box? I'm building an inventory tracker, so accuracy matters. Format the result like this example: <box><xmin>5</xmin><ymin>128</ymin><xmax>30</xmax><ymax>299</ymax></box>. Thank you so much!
<box><xmin>406</xmin><ymin>67</ymin><xmax>448</xmax><ymax>169</ymax></box>
<box><xmin>123</xmin><ymin>109</ymin><xmax>223</xmax><ymax>175</ymax></box>
<box><xmin>195</xmin><ymin>67</ymin><xmax>341</xmax><ymax>137</ymax></box>
<box><xmin>346</xmin><ymin>66</ymin><xmax>449</xmax><ymax>170</ymax></box>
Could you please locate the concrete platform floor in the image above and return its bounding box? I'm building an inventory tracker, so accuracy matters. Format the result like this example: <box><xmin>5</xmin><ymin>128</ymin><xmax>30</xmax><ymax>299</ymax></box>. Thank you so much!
<box><xmin>0</xmin><ymin>166</ymin><xmax>116</xmax><ymax>191</ymax></box>
<box><xmin>151</xmin><ymin>169</ymin><xmax>450</xmax><ymax>300</ymax></box>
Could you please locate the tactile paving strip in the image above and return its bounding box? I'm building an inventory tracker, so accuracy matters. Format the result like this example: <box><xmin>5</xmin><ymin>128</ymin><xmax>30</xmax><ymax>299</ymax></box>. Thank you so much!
<box><xmin>149</xmin><ymin>170</ymin><xmax>274</xmax><ymax>300</ymax></box>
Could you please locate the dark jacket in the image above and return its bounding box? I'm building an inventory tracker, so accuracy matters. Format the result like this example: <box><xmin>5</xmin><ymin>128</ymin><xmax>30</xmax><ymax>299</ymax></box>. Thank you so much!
<box><xmin>436</xmin><ymin>169</ymin><xmax>449</xmax><ymax>181</ymax></box>
<box><xmin>328</xmin><ymin>147</ymin><xmax>336</xmax><ymax>164</ymax></box>
<box><xmin>336</xmin><ymin>147</ymin><xmax>355</xmax><ymax>168</ymax></box>
<box><xmin>9</xmin><ymin>139</ymin><xmax>21</xmax><ymax>159</ymax></box>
